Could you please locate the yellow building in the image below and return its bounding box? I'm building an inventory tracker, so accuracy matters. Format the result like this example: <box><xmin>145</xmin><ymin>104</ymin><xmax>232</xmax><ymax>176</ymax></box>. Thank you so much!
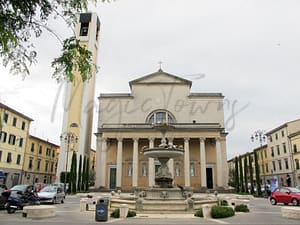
<box><xmin>254</xmin><ymin>145</ymin><xmax>270</xmax><ymax>186</ymax></box>
<box><xmin>22</xmin><ymin>135</ymin><xmax>59</xmax><ymax>185</ymax></box>
<box><xmin>0</xmin><ymin>103</ymin><xmax>33</xmax><ymax>187</ymax></box>
<box><xmin>289</xmin><ymin>131</ymin><xmax>300</xmax><ymax>185</ymax></box>
<box><xmin>95</xmin><ymin>70</ymin><xmax>228</xmax><ymax>191</ymax></box>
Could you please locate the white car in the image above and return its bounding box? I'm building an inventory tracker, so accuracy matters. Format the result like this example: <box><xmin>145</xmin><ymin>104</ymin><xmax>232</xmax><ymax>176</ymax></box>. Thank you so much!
<box><xmin>38</xmin><ymin>186</ymin><xmax>65</xmax><ymax>204</ymax></box>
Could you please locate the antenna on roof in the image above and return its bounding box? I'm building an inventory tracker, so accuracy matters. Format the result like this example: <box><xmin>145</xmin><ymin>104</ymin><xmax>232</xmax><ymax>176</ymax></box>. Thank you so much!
<box><xmin>158</xmin><ymin>61</ymin><xmax>163</xmax><ymax>72</ymax></box>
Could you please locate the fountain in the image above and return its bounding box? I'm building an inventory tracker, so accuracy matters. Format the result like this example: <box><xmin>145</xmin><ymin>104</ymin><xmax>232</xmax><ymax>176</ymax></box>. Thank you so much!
<box><xmin>108</xmin><ymin>123</ymin><xmax>218</xmax><ymax>213</ymax></box>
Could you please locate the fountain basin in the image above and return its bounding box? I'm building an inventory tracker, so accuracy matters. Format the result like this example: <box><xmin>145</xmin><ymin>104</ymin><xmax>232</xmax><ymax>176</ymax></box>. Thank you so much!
<box><xmin>143</xmin><ymin>148</ymin><xmax>184</xmax><ymax>158</ymax></box>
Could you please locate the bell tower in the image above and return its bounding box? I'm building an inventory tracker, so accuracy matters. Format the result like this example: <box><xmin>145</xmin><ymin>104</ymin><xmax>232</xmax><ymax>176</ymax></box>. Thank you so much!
<box><xmin>56</xmin><ymin>13</ymin><xmax>100</xmax><ymax>183</ymax></box>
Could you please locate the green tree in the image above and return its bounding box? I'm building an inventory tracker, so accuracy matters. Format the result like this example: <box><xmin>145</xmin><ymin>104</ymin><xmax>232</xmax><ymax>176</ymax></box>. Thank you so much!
<box><xmin>81</xmin><ymin>155</ymin><xmax>86</xmax><ymax>191</ymax></box>
<box><xmin>248</xmin><ymin>154</ymin><xmax>255</xmax><ymax>194</ymax></box>
<box><xmin>85</xmin><ymin>157</ymin><xmax>89</xmax><ymax>191</ymax></box>
<box><xmin>254</xmin><ymin>151</ymin><xmax>262</xmax><ymax>196</ymax></box>
<box><xmin>0</xmin><ymin>0</ymin><xmax>109</xmax><ymax>81</ymax></box>
<box><xmin>244</xmin><ymin>156</ymin><xmax>248</xmax><ymax>193</ymax></box>
<box><xmin>239</xmin><ymin>156</ymin><xmax>244</xmax><ymax>193</ymax></box>
<box><xmin>235</xmin><ymin>157</ymin><xmax>240</xmax><ymax>193</ymax></box>
<box><xmin>70</xmin><ymin>151</ymin><xmax>77</xmax><ymax>193</ymax></box>
<box><xmin>77</xmin><ymin>154</ymin><xmax>82</xmax><ymax>191</ymax></box>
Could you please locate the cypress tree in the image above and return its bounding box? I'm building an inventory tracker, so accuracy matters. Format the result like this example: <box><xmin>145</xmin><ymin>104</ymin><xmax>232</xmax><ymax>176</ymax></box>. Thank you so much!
<box><xmin>77</xmin><ymin>155</ymin><xmax>82</xmax><ymax>191</ymax></box>
<box><xmin>244</xmin><ymin>156</ymin><xmax>248</xmax><ymax>193</ymax></box>
<box><xmin>254</xmin><ymin>151</ymin><xmax>262</xmax><ymax>196</ymax></box>
<box><xmin>248</xmin><ymin>154</ymin><xmax>255</xmax><ymax>194</ymax></box>
<box><xmin>81</xmin><ymin>156</ymin><xmax>86</xmax><ymax>191</ymax></box>
<box><xmin>239</xmin><ymin>155</ymin><xmax>244</xmax><ymax>193</ymax></box>
<box><xmin>235</xmin><ymin>157</ymin><xmax>240</xmax><ymax>192</ymax></box>
<box><xmin>70</xmin><ymin>151</ymin><xmax>77</xmax><ymax>193</ymax></box>
<box><xmin>85</xmin><ymin>157</ymin><xmax>90</xmax><ymax>192</ymax></box>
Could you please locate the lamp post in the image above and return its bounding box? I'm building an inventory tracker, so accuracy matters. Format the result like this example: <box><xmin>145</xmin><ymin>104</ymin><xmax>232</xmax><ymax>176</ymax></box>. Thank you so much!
<box><xmin>60</xmin><ymin>132</ymin><xmax>78</xmax><ymax>193</ymax></box>
<box><xmin>251</xmin><ymin>130</ymin><xmax>267</xmax><ymax>197</ymax></box>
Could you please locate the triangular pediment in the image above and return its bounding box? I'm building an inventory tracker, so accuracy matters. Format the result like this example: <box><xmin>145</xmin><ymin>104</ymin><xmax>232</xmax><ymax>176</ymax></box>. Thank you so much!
<box><xmin>129</xmin><ymin>70</ymin><xmax>191</xmax><ymax>89</ymax></box>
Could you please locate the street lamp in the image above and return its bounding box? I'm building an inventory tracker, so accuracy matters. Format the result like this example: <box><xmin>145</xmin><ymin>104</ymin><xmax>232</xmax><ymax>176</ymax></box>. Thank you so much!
<box><xmin>60</xmin><ymin>132</ymin><xmax>78</xmax><ymax>193</ymax></box>
<box><xmin>251</xmin><ymin>130</ymin><xmax>267</xmax><ymax>197</ymax></box>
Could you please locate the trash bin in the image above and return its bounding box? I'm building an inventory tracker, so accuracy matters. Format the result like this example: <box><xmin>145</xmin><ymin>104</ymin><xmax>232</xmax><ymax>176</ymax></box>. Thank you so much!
<box><xmin>95</xmin><ymin>197</ymin><xmax>109</xmax><ymax>222</ymax></box>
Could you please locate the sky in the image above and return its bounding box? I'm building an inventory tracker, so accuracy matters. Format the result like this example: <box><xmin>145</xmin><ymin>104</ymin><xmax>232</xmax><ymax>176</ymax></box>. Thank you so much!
<box><xmin>1</xmin><ymin>0</ymin><xmax>300</xmax><ymax>159</ymax></box>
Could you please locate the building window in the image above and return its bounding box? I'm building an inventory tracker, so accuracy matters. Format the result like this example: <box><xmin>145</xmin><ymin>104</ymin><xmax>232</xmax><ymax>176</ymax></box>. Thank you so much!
<box><xmin>261</xmin><ymin>164</ymin><xmax>265</xmax><ymax>175</ymax></box>
<box><xmin>271</xmin><ymin>147</ymin><xmax>274</xmax><ymax>157</ymax></box>
<box><xmin>39</xmin><ymin>145</ymin><xmax>42</xmax><ymax>154</ymax></box>
<box><xmin>296</xmin><ymin>159</ymin><xmax>300</xmax><ymax>170</ymax></box>
<box><xmin>264</xmin><ymin>149</ymin><xmax>267</xmax><ymax>158</ymax></box>
<box><xmin>175</xmin><ymin>162</ymin><xmax>181</xmax><ymax>176</ymax></box>
<box><xmin>284</xmin><ymin>158</ymin><xmax>289</xmax><ymax>170</ymax></box>
<box><xmin>6</xmin><ymin>152</ymin><xmax>12</xmax><ymax>163</ymax></box>
<box><xmin>278</xmin><ymin>160</ymin><xmax>282</xmax><ymax>170</ymax></box>
<box><xmin>126</xmin><ymin>162</ymin><xmax>132</xmax><ymax>176</ymax></box>
<box><xmin>18</xmin><ymin>138</ymin><xmax>23</xmax><ymax>147</ymax></box>
<box><xmin>28</xmin><ymin>157</ymin><xmax>33</xmax><ymax>169</ymax></box>
<box><xmin>266</xmin><ymin>163</ymin><xmax>269</xmax><ymax>173</ymax></box>
<box><xmin>16</xmin><ymin>154</ymin><xmax>21</xmax><ymax>165</ymax></box>
<box><xmin>52</xmin><ymin>150</ymin><xmax>55</xmax><ymax>158</ymax></box>
<box><xmin>8</xmin><ymin>134</ymin><xmax>16</xmax><ymax>145</ymax></box>
<box><xmin>272</xmin><ymin>161</ymin><xmax>276</xmax><ymax>171</ymax></box>
<box><xmin>12</xmin><ymin>117</ymin><xmax>17</xmax><ymax>126</ymax></box>
<box><xmin>51</xmin><ymin>162</ymin><xmax>54</xmax><ymax>172</ymax></box>
<box><xmin>0</xmin><ymin>150</ymin><xmax>2</xmax><ymax>161</ymax></box>
<box><xmin>283</xmin><ymin>143</ymin><xmax>287</xmax><ymax>154</ymax></box>
<box><xmin>45</xmin><ymin>161</ymin><xmax>49</xmax><ymax>172</ymax></box>
<box><xmin>190</xmin><ymin>162</ymin><xmax>196</xmax><ymax>176</ymax></box>
<box><xmin>3</xmin><ymin>113</ymin><xmax>8</xmax><ymax>123</ymax></box>
<box><xmin>21</xmin><ymin>121</ymin><xmax>26</xmax><ymax>130</ymax></box>
<box><xmin>276</xmin><ymin>145</ymin><xmax>280</xmax><ymax>155</ymax></box>
<box><xmin>141</xmin><ymin>162</ymin><xmax>147</xmax><ymax>176</ymax></box>
<box><xmin>275</xmin><ymin>133</ymin><xmax>278</xmax><ymax>140</ymax></box>
<box><xmin>37</xmin><ymin>159</ymin><xmax>41</xmax><ymax>171</ymax></box>
<box><xmin>269</xmin><ymin>135</ymin><xmax>273</xmax><ymax>142</ymax></box>
<box><xmin>0</xmin><ymin>131</ymin><xmax>7</xmax><ymax>143</ymax></box>
<box><xmin>281</xmin><ymin>130</ymin><xmax>285</xmax><ymax>137</ymax></box>
<box><xmin>46</xmin><ymin>148</ymin><xmax>51</xmax><ymax>156</ymax></box>
<box><xmin>31</xmin><ymin>143</ymin><xmax>35</xmax><ymax>152</ymax></box>
<box><xmin>294</xmin><ymin>144</ymin><xmax>298</xmax><ymax>153</ymax></box>
<box><xmin>147</xmin><ymin>110</ymin><xmax>176</xmax><ymax>124</ymax></box>
<box><xmin>80</xmin><ymin>22</ymin><xmax>89</xmax><ymax>36</ymax></box>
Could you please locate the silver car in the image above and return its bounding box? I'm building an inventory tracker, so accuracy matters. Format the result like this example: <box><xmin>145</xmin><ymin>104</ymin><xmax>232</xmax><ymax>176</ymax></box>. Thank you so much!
<box><xmin>37</xmin><ymin>186</ymin><xmax>65</xmax><ymax>204</ymax></box>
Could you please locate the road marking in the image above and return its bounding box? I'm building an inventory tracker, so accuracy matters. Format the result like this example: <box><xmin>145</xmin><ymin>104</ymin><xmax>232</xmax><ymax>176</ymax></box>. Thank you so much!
<box><xmin>207</xmin><ymin>218</ymin><xmax>229</xmax><ymax>224</ymax></box>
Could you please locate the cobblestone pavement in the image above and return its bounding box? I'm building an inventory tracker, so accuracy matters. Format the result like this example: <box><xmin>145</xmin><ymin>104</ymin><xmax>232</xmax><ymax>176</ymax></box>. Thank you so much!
<box><xmin>0</xmin><ymin>194</ymin><xmax>299</xmax><ymax>225</ymax></box>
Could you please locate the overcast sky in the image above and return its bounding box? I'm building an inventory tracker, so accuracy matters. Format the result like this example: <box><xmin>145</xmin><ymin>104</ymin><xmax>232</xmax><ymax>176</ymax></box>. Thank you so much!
<box><xmin>1</xmin><ymin>0</ymin><xmax>299</xmax><ymax>159</ymax></box>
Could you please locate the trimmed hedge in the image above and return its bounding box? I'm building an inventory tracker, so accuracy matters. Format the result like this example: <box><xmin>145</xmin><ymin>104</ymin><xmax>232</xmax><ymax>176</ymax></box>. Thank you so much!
<box><xmin>235</xmin><ymin>204</ymin><xmax>249</xmax><ymax>212</ymax></box>
<box><xmin>211</xmin><ymin>205</ymin><xmax>235</xmax><ymax>218</ymax></box>
<box><xmin>110</xmin><ymin>208</ymin><xmax>136</xmax><ymax>218</ymax></box>
<box><xmin>194</xmin><ymin>208</ymin><xmax>203</xmax><ymax>217</ymax></box>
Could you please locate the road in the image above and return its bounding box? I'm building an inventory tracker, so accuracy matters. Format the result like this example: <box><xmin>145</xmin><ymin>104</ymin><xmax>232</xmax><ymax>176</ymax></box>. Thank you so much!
<box><xmin>0</xmin><ymin>195</ymin><xmax>299</xmax><ymax>225</ymax></box>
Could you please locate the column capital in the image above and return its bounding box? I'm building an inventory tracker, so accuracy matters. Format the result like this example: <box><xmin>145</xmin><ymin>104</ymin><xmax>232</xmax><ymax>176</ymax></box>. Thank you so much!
<box><xmin>133</xmin><ymin>138</ymin><xmax>139</xmax><ymax>142</ymax></box>
<box><xmin>117</xmin><ymin>137</ymin><xmax>123</xmax><ymax>142</ymax></box>
<box><xmin>149</xmin><ymin>137</ymin><xmax>155</xmax><ymax>142</ymax></box>
<box><xmin>215</xmin><ymin>137</ymin><xmax>221</xmax><ymax>142</ymax></box>
<box><xmin>200</xmin><ymin>137</ymin><xmax>206</xmax><ymax>142</ymax></box>
<box><xmin>184</xmin><ymin>137</ymin><xmax>190</xmax><ymax>142</ymax></box>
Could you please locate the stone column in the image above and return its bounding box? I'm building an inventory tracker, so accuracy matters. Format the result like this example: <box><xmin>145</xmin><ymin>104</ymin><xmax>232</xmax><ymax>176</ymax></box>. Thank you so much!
<box><xmin>184</xmin><ymin>138</ymin><xmax>190</xmax><ymax>187</ymax></box>
<box><xmin>167</xmin><ymin>138</ymin><xmax>174</xmax><ymax>178</ymax></box>
<box><xmin>148</xmin><ymin>138</ymin><xmax>155</xmax><ymax>187</ymax></box>
<box><xmin>132</xmin><ymin>138</ymin><xmax>139</xmax><ymax>188</ymax></box>
<box><xmin>215</xmin><ymin>137</ymin><xmax>223</xmax><ymax>187</ymax></box>
<box><xmin>96</xmin><ymin>137</ymin><xmax>107</xmax><ymax>188</ymax></box>
<box><xmin>200</xmin><ymin>138</ymin><xmax>207</xmax><ymax>188</ymax></box>
<box><xmin>116</xmin><ymin>138</ymin><xmax>123</xmax><ymax>188</ymax></box>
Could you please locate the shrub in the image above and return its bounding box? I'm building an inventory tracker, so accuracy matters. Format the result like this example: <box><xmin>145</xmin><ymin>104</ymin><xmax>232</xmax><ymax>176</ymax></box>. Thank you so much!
<box><xmin>194</xmin><ymin>208</ymin><xmax>203</xmax><ymax>217</ymax></box>
<box><xmin>235</xmin><ymin>204</ymin><xmax>249</xmax><ymax>212</ymax></box>
<box><xmin>110</xmin><ymin>208</ymin><xmax>120</xmax><ymax>218</ymax></box>
<box><xmin>211</xmin><ymin>205</ymin><xmax>235</xmax><ymax>218</ymax></box>
<box><xmin>110</xmin><ymin>208</ymin><xmax>136</xmax><ymax>218</ymax></box>
<box><xmin>219</xmin><ymin>200</ymin><xmax>228</xmax><ymax>206</ymax></box>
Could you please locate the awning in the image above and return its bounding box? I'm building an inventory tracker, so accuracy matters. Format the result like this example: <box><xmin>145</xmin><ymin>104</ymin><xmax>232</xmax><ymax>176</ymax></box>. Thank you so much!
<box><xmin>0</xmin><ymin>171</ymin><xmax>6</xmax><ymax>178</ymax></box>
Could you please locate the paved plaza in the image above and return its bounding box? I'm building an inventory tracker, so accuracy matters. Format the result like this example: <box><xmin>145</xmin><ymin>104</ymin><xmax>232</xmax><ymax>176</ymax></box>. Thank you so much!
<box><xmin>0</xmin><ymin>194</ymin><xmax>300</xmax><ymax>225</ymax></box>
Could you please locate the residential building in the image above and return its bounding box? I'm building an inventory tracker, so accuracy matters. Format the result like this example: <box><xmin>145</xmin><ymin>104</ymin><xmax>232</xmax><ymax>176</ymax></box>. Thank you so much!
<box><xmin>95</xmin><ymin>69</ymin><xmax>228</xmax><ymax>191</ymax></box>
<box><xmin>0</xmin><ymin>103</ymin><xmax>33</xmax><ymax>187</ymax></box>
<box><xmin>254</xmin><ymin>144</ymin><xmax>270</xmax><ymax>187</ymax></box>
<box><xmin>22</xmin><ymin>135</ymin><xmax>59</xmax><ymax>185</ymax></box>
<box><xmin>266</xmin><ymin>119</ymin><xmax>300</xmax><ymax>186</ymax></box>
<box><xmin>289</xmin><ymin>131</ymin><xmax>300</xmax><ymax>185</ymax></box>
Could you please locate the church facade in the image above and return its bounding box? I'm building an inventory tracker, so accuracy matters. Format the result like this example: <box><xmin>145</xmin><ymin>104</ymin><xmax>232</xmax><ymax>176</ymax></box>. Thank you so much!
<box><xmin>95</xmin><ymin>70</ymin><xmax>228</xmax><ymax>191</ymax></box>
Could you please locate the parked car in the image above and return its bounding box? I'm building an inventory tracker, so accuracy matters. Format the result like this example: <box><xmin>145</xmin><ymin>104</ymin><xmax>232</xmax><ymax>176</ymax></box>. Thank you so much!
<box><xmin>34</xmin><ymin>183</ymin><xmax>47</xmax><ymax>192</ymax></box>
<box><xmin>270</xmin><ymin>187</ymin><xmax>300</xmax><ymax>206</ymax></box>
<box><xmin>37</xmin><ymin>185</ymin><xmax>65</xmax><ymax>204</ymax></box>
<box><xmin>10</xmin><ymin>184</ymin><xmax>36</xmax><ymax>196</ymax></box>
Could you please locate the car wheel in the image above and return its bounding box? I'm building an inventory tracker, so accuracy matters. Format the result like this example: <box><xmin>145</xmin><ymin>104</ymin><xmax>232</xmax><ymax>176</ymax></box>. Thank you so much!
<box><xmin>292</xmin><ymin>198</ymin><xmax>299</xmax><ymax>206</ymax></box>
<box><xmin>61</xmin><ymin>198</ymin><xmax>64</xmax><ymax>204</ymax></box>
<box><xmin>270</xmin><ymin>198</ymin><xmax>277</xmax><ymax>205</ymax></box>
<box><xmin>52</xmin><ymin>197</ymin><xmax>56</xmax><ymax>204</ymax></box>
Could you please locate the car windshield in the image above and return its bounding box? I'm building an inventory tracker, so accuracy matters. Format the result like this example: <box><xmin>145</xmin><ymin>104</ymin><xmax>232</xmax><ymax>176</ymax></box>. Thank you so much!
<box><xmin>10</xmin><ymin>185</ymin><xmax>27</xmax><ymax>192</ymax></box>
<box><xmin>289</xmin><ymin>187</ymin><xmax>300</xmax><ymax>193</ymax></box>
<box><xmin>40</xmin><ymin>186</ymin><xmax>57</xmax><ymax>193</ymax></box>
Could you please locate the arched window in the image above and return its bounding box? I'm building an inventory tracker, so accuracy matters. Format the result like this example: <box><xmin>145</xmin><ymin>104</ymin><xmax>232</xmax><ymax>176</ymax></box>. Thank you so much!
<box><xmin>147</xmin><ymin>110</ymin><xmax>176</xmax><ymax>124</ymax></box>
